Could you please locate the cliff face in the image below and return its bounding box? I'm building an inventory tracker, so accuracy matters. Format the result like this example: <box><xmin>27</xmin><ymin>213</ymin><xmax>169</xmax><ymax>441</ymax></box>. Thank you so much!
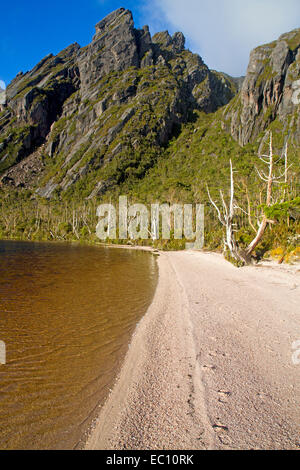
<box><xmin>225</xmin><ymin>28</ymin><xmax>300</xmax><ymax>145</ymax></box>
<box><xmin>1</xmin><ymin>9</ymin><xmax>298</xmax><ymax>200</ymax></box>
<box><xmin>0</xmin><ymin>8</ymin><xmax>236</xmax><ymax>197</ymax></box>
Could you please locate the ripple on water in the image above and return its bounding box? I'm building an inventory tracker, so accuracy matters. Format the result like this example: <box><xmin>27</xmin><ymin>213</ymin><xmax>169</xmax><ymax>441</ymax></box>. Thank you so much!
<box><xmin>0</xmin><ymin>241</ymin><xmax>158</xmax><ymax>450</ymax></box>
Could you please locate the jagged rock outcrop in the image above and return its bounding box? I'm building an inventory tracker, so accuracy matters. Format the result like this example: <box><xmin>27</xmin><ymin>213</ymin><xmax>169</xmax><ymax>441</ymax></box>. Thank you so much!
<box><xmin>0</xmin><ymin>8</ymin><xmax>238</xmax><ymax>196</ymax></box>
<box><xmin>0</xmin><ymin>44</ymin><xmax>80</xmax><ymax>175</ymax></box>
<box><xmin>225</xmin><ymin>28</ymin><xmax>300</xmax><ymax>145</ymax></box>
<box><xmin>78</xmin><ymin>9</ymin><xmax>140</xmax><ymax>93</ymax></box>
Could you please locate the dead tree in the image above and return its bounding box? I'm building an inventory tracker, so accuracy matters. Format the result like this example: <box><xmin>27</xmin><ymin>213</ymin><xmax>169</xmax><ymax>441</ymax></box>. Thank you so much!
<box><xmin>207</xmin><ymin>132</ymin><xmax>290</xmax><ymax>265</ymax></box>
<box><xmin>72</xmin><ymin>209</ymin><xmax>79</xmax><ymax>240</ymax></box>
<box><xmin>281</xmin><ymin>138</ymin><xmax>289</xmax><ymax>202</ymax></box>
<box><xmin>207</xmin><ymin>160</ymin><xmax>245</xmax><ymax>264</ymax></box>
<box><xmin>245</xmin><ymin>132</ymin><xmax>291</xmax><ymax>258</ymax></box>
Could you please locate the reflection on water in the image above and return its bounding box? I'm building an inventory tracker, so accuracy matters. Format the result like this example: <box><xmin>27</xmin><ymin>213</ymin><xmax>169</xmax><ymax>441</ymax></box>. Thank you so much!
<box><xmin>0</xmin><ymin>241</ymin><xmax>158</xmax><ymax>450</ymax></box>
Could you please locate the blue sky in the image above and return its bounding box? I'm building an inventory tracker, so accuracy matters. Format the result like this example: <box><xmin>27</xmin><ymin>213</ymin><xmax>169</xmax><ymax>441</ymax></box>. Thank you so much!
<box><xmin>1</xmin><ymin>0</ymin><xmax>299</xmax><ymax>86</ymax></box>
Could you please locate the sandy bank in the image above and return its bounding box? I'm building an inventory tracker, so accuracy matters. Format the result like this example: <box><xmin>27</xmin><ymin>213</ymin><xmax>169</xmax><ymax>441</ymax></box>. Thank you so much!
<box><xmin>85</xmin><ymin>251</ymin><xmax>300</xmax><ymax>450</ymax></box>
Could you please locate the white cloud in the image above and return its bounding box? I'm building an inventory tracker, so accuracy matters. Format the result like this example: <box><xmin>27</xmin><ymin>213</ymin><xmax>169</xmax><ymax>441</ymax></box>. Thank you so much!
<box><xmin>0</xmin><ymin>80</ymin><xmax>6</xmax><ymax>90</ymax></box>
<box><xmin>143</xmin><ymin>0</ymin><xmax>300</xmax><ymax>76</ymax></box>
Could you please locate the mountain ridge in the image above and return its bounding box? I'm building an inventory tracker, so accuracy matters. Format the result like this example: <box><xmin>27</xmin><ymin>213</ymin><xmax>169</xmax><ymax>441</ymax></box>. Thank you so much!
<box><xmin>0</xmin><ymin>8</ymin><xmax>298</xmax><ymax>257</ymax></box>
<box><xmin>223</xmin><ymin>27</ymin><xmax>300</xmax><ymax>145</ymax></box>
<box><xmin>0</xmin><ymin>8</ymin><xmax>239</xmax><ymax>196</ymax></box>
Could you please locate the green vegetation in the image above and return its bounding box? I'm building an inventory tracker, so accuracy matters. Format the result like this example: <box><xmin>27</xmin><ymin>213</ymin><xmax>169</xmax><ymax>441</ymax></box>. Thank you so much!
<box><xmin>256</xmin><ymin>65</ymin><xmax>275</xmax><ymax>89</ymax></box>
<box><xmin>0</xmin><ymin>31</ymin><xmax>299</xmax><ymax>263</ymax></box>
<box><xmin>0</xmin><ymin>107</ymin><xmax>298</xmax><ymax>262</ymax></box>
<box><xmin>0</xmin><ymin>124</ymin><xmax>34</xmax><ymax>173</ymax></box>
<box><xmin>283</xmin><ymin>29</ymin><xmax>300</xmax><ymax>51</ymax></box>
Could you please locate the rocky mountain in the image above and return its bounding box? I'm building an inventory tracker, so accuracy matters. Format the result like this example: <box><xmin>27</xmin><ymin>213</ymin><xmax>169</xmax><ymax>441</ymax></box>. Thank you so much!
<box><xmin>0</xmin><ymin>8</ymin><xmax>237</xmax><ymax>197</ymax></box>
<box><xmin>0</xmin><ymin>8</ymin><xmax>299</xmax><ymax>206</ymax></box>
<box><xmin>223</xmin><ymin>28</ymin><xmax>300</xmax><ymax>145</ymax></box>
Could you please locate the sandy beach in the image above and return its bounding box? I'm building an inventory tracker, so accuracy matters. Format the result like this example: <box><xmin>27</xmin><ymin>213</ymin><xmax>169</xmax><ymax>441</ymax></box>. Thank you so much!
<box><xmin>85</xmin><ymin>251</ymin><xmax>300</xmax><ymax>450</ymax></box>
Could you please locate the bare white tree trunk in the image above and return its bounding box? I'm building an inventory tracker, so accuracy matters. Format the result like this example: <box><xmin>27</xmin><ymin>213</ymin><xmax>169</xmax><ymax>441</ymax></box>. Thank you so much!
<box><xmin>72</xmin><ymin>210</ymin><xmax>79</xmax><ymax>239</ymax></box>
<box><xmin>207</xmin><ymin>160</ymin><xmax>244</xmax><ymax>263</ymax></box>
<box><xmin>207</xmin><ymin>132</ymin><xmax>290</xmax><ymax>265</ymax></box>
<box><xmin>245</xmin><ymin>132</ymin><xmax>290</xmax><ymax>257</ymax></box>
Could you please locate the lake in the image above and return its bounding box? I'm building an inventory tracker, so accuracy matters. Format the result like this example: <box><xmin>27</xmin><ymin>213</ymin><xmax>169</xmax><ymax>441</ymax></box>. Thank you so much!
<box><xmin>0</xmin><ymin>241</ymin><xmax>158</xmax><ymax>449</ymax></box>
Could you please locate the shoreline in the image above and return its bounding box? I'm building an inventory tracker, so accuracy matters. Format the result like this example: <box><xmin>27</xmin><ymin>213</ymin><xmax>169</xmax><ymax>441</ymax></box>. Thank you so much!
<box><xmin>1</xmin><ymin>237</ymin><xmax>298</xmax><ymax>268</ymax></box>
<box><xmin>84</xmin><ymin>251</ymin><xmax>215</xmax><ymax>450</ymax></box>
<box><xmin>85</xmin><ymin>250</ymin><xmax>299</xmax><ymax>450</ymax></box>
<box><xmin>1</xmin><ymin>239</ymin><xmax>299</xmax><ymax>449</ymax></box>
<box><xmin>0</xmin><ymin>237</ymin><xmax>159</xmax><ymax>253</ymax></box>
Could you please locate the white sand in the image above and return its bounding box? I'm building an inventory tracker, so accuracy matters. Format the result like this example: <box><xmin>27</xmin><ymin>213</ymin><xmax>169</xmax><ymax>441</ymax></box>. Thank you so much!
<box><xmin>85</xmin><ymin>251</ymin><xmax>300</xmax><ymax>450</ymax></box>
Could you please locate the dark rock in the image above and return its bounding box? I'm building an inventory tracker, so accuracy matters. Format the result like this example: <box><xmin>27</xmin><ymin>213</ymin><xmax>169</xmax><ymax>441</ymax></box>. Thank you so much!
<box><xmin>135</xmin><ymin>25</ymin><xmax>153</xmax><ymax>62</ymax></box>
<box><xmin>0</xmin><ymin>7</ymin><xmax>238</xmax><ymax>196</ymax></box>
<box><xmin>95</xmin><ymin>8</ymin><xmax>126</xmax><ymax>35</ymax></box>
<box><xmin>227</xmin><ymin>28</ymin><xmax>300</xmax><ymax>145</ymax></box>
<box><xmin>152</xmin><ymin>31</ymin><xmax>173</xmax><ymax>49</ymax></box>
<box><xmin>172</xmin><ymin>32</ymin><xmax>185</xmax><ymax>53</ymax></box>
<box><xmin>78</xmin><ymin>9</ymin><xmax>139</xmax><ymax>92</ymax></box>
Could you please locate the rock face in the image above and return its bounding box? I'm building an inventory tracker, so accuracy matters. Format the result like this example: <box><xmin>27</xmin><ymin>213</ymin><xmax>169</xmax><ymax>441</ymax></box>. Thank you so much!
<box><xmin>0</xmin><ymin>86</ymin><xmax>6</xmax><ymax>106</ymax></box>
<box><xmin>225</xmin><ymin>28</ymin><xmax>300</xmax><ymax>145</ymax></box>
<box><xmin>78</xmin><ymin>9</ymin><xmax>140</xmax><ymax>92</ymax></box>
<box><xmin>0</xmin><ymin>8</ymin><xmax>236</xmax><ymax>196</ymax></box>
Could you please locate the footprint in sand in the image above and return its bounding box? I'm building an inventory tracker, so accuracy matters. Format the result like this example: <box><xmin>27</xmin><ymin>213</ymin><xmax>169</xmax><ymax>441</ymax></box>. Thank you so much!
<box><xmin>209</xmin><ymin>351</ymin><xmax>226</xmax><ymax>358</ymax></box>
<box><xmin>202</xmin><ymin>364</ymin><xmax>216</xmax><ymax>372</ymax></box>
<box><xmin>218</xmin><ymin>434</ymin><xmax>231</xmax><ymax>446</ymax></box>
<box><xmin>213</xmin><ymin>422</ymin><xmax>229</xmax><ymax>432</ymax></box>
<box><xmin>218</xmin><ymin>390</ymin><xmax>231</xmax><ymax>403</ymax></box>
<box><xmin>212</xmin><ymin>421</ymin><xmax>230</xmax><ymax>446</ymax></box>
<box><xmin>208</xmin><ymin>351</ymin><xmax>217</xmax><ymax>358</ymax></box>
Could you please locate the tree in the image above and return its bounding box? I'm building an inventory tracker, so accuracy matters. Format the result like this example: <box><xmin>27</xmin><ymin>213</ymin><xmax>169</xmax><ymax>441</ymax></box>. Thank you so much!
<box><xmin>207</xmin><ymin>132</ymin><xmax>291</xmax><ymax>265</ymax></box>
<box><xmin>207</xmin><ymin>160</ymin><xmax>245</xmax><ymax>264</ymax></box>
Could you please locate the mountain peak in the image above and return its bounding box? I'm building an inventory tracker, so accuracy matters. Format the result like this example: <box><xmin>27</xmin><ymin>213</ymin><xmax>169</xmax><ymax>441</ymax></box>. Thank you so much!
<box><xmin>279</xmin><ymin>27</ymin><xmax>300</xmax><ymax>50</ymax></box>
<box><xmin>225</xmin><ymin>26</ymin><xmax>300</xmax><ymax>145</ymax></box>
<box><xmin>0</xmin><ymin>8</ymin><xmax>239</xmax><ymax>194</ymax></box>
<box><xmin>95</xmin><ymin>8</ymin><xmax>133</xmax><ymax>35</ymax></box>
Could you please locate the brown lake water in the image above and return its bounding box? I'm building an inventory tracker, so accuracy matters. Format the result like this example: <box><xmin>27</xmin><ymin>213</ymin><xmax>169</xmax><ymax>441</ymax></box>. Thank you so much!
<box><xmin>0</xmin><ymin>241</ymin><xmax>158</xmax><ymax>450</ymax></box>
